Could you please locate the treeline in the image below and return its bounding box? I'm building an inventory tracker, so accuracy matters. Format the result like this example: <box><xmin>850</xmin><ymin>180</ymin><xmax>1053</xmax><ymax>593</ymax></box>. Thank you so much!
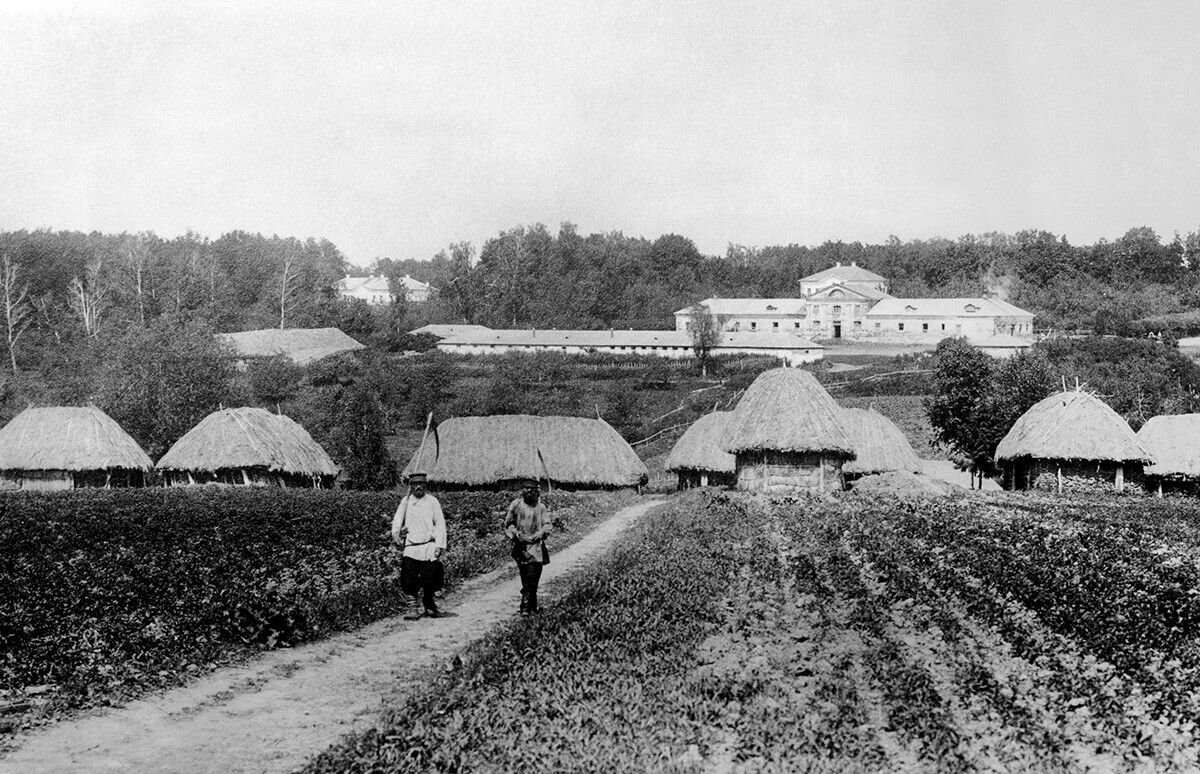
<box><xmin>927</xmin><ymin>336</ymin><xmax>1200</xmax><ymax>476</ymax></box>
<box><xmin>7</xmin><ymin>223</ymin><xmax>1200</xmax><ymax>371</ymax></box>
<box><xmin>387</xmin><ymin>223</ymin><xmax>1200</xmax><ymax>335</ymax></box>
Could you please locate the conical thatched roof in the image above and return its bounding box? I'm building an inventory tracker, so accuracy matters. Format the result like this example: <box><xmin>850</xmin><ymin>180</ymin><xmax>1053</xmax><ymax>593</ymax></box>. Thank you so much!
<box><xmin>721</xmin><ymin>368</ymin><xmax>855</xmax><ymax>456</ymax></box>
<box><xmin>665</xmin><ymin>412</ymin><xmax>736</xmax><ymax>473</ymax></box>
<box><xmin>842</xmin><ymin>407</ymin><xmax>924</xmax><ymax>475</ymax></box>
<box><xmin>1138</xmin><ymin>414</ymin><xmax>1200</xmax><ymax>477</ymax></box>
<box><xmin>994</xmin><ymin>390</ymin><xmax>1154</xmax><ymax>463</ymax></box>
<box><xmin>156</xmin><ymin>407</ymin><xmax>339</xmax><ymax>476</ymax></box>
<box><xmin>0</xmin><ymin>406</ymin><xmax>153</xmax><ymax>472</ymax></box>
<box><xmin>402</xmin><ymin>415</ymin><xmax>648</xmax><ymax>487</ymax></box>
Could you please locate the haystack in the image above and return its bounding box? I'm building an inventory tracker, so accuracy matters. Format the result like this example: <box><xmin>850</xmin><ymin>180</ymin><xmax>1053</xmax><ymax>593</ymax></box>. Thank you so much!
<box><xmin>402</xmin><ymin>415</ymin><xmax>648</xmax><ymax>490</ymax></box>
<box><xmin>218</xmin><ymin>327</ymin><xmax>365</xmax><ymax>366</ymax></box>
<box><xmin>0</xmin><ymin>406</ymin><xmax>153</xmax><ymax>490</ymax></box>
<box><xmin>157</xmin><ymin>407</ymin><xmax>339</xmax><ymax>488</ymax></box>
<box><xmin>994</xmin><ymin>389</ymin><xmax>1154</xmax><ymax>494</ymax></box>
<box><xmin>1137</xmin><ymin>414</ymin><xmax>1200</xmax><ymax>496</ymax></box>
<box><xmin>842</xmin><ymin>407</ymin><xmax>924</xmax><ymax>482</ymax></box>
<box><xmin>664</xmin><ymin>412</ymin><xmax>736</xmax><ymax>489</ymax></box>
<box><xmin>721</xmin><ymin>368</ymin><xmax>855</xmax><ymax>493</ymax></box>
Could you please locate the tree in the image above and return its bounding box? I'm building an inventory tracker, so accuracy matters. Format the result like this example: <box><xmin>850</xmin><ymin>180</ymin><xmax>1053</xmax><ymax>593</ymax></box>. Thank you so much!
<box><xmin>1</xmin><ymin>252</ymin><xmax>32</xmax><ymax>373</ymax></box>
<box><xmin>925</xmin><ymin>338</ymin><xmax>997</xmax><ymax>484</ymax></box>
<box><xmin>688</xmin><ymin>303</ymin><xmax>724</xmax><ymax>377</ymax></box>
<box><xmin>95</xmin><ymin>320</ymin><xmax>248</xmax><ymax>459</ymax></box>
<box><xmin>96</xmin><ymin>319</ymin><xmax>248</xmax><ymax>458</ymax></box>
<box><xmin>278</xmin><ymin>250</ymin><xmax>301</xmax><ymax>329</ymax></box>
<box><xmin>247</xmin><ymin>354</ymin><xmax>303</xmax><ymax>408</ymax></box>
<box><xmin>436</xmin><ymin>242</ymin><xmax>483</xmax><ymax>323</ymax></box>
<box><xmin>323</xmin><ymin>382</ymin><xmax>397</xmax><ymax>490</ymax></box>
<box><xmin>927</xmin><ymin>339</ymin><xmax>1057</xmax><ymax>485</ymax></box>
<box><xmin>67</xmin><ymin>254</ymin><xmax>108</xmax><ymax>338</ymax></box>
<box><xmin>120</xmin><ymin>232</ymin><xmax>153</xmax><ymax>326</ymax></box>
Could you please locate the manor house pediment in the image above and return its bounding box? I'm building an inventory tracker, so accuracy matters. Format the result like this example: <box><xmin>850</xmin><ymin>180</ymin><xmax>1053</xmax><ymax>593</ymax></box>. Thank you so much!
<box><xmin>806</xmin><ymin>283</ymin><xmax>886</xmax><ymax>304</ymax></box>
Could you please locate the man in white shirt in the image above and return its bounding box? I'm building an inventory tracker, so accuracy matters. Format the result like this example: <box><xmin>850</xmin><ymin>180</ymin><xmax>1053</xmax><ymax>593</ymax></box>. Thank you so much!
<box><xmin>391</xmin><ymin>472</ymin><xmax>447</xmax><ymax>619</ymax></box>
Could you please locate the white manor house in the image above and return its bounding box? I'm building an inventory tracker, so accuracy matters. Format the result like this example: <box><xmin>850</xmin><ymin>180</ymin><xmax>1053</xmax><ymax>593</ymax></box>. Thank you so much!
<box><xmin>674</xmin><ymin>262</ymin><xmax>1034</xmax><ymax>344</ymax></box>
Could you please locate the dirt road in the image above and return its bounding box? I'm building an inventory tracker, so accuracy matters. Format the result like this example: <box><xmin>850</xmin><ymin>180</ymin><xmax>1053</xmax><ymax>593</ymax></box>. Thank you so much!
<box><xmin>1</xmin><ymin>498</ymin><xmax>666</xmax><ymax>774</ymax></box>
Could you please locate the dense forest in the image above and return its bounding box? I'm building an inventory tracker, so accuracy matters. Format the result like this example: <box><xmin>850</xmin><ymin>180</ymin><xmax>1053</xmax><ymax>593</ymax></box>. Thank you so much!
<box><xmin>2</xmin><ymin>222</ymin><xmax>1199</xmax><ymax>488</ymax></box>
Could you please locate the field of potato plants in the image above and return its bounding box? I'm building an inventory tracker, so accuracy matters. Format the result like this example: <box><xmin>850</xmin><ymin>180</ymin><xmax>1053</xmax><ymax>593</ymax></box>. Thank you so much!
<box><xmin>0</xmin><ymin>487</ymin><xmax>625</xmax><ymax>732</ymax></box>
<box><xmin>306</xmin><ymin>490</ymin><xmax>1200</xmax><ymax>773</ymax></box>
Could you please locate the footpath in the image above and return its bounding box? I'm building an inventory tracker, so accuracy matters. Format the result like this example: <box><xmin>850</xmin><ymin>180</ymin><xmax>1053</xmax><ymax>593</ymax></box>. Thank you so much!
<box><xmin>0</xmin><ymin>498</ymin><xmax>666</xmax><ymax>774</ymax></box>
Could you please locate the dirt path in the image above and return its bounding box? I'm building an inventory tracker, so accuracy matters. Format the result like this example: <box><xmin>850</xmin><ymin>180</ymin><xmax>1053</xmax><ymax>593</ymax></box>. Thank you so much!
<box><xmin>1</xmin><ymin>498</ymin><xmax>667</xmax><ymax>774</ymax></box>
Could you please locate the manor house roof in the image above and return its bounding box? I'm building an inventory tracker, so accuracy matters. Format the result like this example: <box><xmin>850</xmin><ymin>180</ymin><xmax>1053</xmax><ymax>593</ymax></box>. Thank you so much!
<box><xmin>800</xmin><ymin>263</ymin><xmax>888</xmax><ymax>284</ymax></box>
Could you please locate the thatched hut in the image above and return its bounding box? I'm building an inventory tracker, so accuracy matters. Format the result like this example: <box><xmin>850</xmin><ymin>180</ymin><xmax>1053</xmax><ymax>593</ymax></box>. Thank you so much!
<box><xmin>721</xmin><ymin>368</ymin><xmax>855</xmax><ymax>493</ymax></box>
<box><xmin>664</xmin><ymin>412</ymin><xmax>736</xmax><ymax>489</ymax></box>
<box><xmin>157</xmin><ymin>407</ymin><xmax>339</xmax><ymax>488</ymax></box>
<box><xmin>1137</xmin><ymin>414</ymin><xmax>1200</xmax><ymax>496</ymax></box>
<box><xmin>0</xmin><ymin>406</ymin><xmax>153</xmax><ymax>490</ymax></box>
<box><xmin>401</xmin><ymin>415</ymin><xmax>648</xmax><ymax>490</ymax></box>
<box><xmin>994</xmin><ymin>389</ymin><xmax>1154</xmax><ymax>494</ymax></box>
<box><xmin>842</xmin><ymin>407</ymin><xmax>924</xmax><ymax>485</ymax></box>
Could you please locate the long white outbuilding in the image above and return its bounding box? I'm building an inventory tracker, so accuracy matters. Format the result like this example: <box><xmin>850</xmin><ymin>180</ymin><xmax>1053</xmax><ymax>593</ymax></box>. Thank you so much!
<box><xmin>434</xmin><ymin>328</ymin><xmax>824</xmax><ymax>366</ymax></box>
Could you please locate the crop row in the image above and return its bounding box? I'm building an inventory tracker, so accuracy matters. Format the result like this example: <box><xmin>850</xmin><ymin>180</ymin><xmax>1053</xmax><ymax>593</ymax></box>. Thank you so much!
<box><xmin>0</xmin><ymin>487</ymin><xmax>624</xmax><ymax>728</ymax></box>
<box><xmin>304</xmin><ymin>491</ymin><xmax>1200</xmax><ymax>772</ymax></box>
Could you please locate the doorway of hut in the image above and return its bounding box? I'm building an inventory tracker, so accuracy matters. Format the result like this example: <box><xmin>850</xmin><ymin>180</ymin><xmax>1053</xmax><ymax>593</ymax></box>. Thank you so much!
<box><xmin>833</xmin><ymin>323</ymin><xmax>842</xmax><ymax>339</ymax></box>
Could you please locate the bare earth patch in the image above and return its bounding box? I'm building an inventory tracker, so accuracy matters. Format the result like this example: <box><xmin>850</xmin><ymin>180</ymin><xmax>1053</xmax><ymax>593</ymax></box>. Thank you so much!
<box><xmin>0</xmin><ymin>499</ymin><xmax>666</xmax><ymax>774</ymax></box>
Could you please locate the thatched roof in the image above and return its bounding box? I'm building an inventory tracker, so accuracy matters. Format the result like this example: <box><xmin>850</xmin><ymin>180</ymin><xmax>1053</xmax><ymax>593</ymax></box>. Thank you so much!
<box><xmin>218</xmin><ymin>328</ymin><xmax>365</xmax><ymax>365</ymax></box>
<box><xmin>721</xmin><ymin>368</ymin><xmax>855</xmax><ymax>456</ymax></box>
<box><xmin>156</xmin><ymin>407</ymin><xmax>339</xmax><ymax>476</ymax></box>
<box><xmin>1138</xmin><ymin>414</ymin><xmax>1200</xmax><ymax>477</ymax></box>
<box><xmin>0</xmin><ymin>406</ymin><xmax>153</xmax><ymax>472</ymax></box>
<box><xmin>665</xmin><ymin>412</ymin><xmax>736</xmax><ymax>473</ymax></box>
<box><xmin>402</xmin><ymin>415</ymin><xmax>648</xmax><ymax>487</ymax></box>
<box><xmin>842</xmin><ymin>407</ymin><xmax>924</xmax><ymax>475</ymax></box>
<box><xmin>994</xmin><ymin>390</ymin><xmax>1154</xmax><ymax>464</ymax></box>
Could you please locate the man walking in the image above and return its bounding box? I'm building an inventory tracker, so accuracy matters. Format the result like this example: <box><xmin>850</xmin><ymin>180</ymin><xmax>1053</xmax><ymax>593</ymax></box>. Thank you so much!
<box><xmin>505</xmin><ymin>478</ymin><xmax>551</xmax><ymax>615</ymax></box>
<box><xmin>391</xmin><ymin>472</ymin><xmax>447</xmax><ymax>619</ymax></box>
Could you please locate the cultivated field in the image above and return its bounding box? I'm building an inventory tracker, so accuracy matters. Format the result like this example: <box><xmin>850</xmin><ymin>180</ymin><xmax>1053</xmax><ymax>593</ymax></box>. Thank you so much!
<box><xmin>305</xmin><ymin>490</ymin><xmax>1200</xmax><ymax>773</ymax></box>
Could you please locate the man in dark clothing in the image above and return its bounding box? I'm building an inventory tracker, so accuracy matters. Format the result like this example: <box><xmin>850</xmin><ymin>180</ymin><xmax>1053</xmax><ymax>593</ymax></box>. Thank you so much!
<box><xmin>504</xmin><ymin>478</ymin><xmax>551</xmax><ymax>615</ymax></box>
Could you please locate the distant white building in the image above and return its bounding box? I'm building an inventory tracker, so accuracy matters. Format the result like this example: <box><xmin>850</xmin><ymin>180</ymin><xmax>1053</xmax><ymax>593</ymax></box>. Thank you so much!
<box><xmin>337</xmin><ymin>275</ymin><xmax>433</xmax><ymax>304</ymax></box>
<box><xmin>674</xmin><ymin>263</ymin><xmax>1035</xmax><ymax>344</ymax></box>
<box><xmin>436</xmin><ymin>328</ymin><xmax>824</xmax><ymax>367</ymax></box>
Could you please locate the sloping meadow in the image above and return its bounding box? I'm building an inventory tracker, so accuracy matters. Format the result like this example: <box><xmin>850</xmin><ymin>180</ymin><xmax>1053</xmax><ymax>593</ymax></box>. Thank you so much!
<box><xmin>0</xmin><ymin>488</ymin><xmax>624</xmax><ymax>729</ymax></box>
<box><xmin>306</xmin><ymin>491</ymin><xmax>1200</xmax><ymax>773</ymax></box>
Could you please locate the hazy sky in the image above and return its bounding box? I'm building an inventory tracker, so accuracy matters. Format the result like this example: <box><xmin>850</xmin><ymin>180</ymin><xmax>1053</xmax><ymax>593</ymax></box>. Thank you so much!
<box><xmin>2</xmin><ymin>1</ymin><xmax>1198</xmax><ymax>266</ymax></box>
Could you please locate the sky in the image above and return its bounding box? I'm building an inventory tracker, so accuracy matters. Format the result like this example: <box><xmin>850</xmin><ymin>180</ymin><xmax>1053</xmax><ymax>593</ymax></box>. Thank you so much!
<box><xmin>1</xmin><ymin>0</ymin><xmax>1198</xmax><ymax>267</ymax></box>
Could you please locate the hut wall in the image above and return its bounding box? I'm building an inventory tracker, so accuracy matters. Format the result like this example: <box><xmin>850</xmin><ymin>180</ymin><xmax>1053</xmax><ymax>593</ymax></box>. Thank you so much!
<box><xmin>162</xmin><ymin>469</ymin><xmax>333</xmax><ymax>489</ymax></box>
<box><xmin>1010</xmin><ymin>458</ymin><xmax>1146</xmax><ymax>494</ymax></box>
<box><xmin>675</xmin><ymin>469</ymin><xmax>737</xmax><ymax>490</ymax></box>
<box><xmin>734</xmin><ymin>451</ymin><xmax>845</xmax><ymax>493</ymax></box>
<box><xmin>0</xmin><ymin>470</ymin><xmax>73</xmax><ymax>491</ymax></box>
